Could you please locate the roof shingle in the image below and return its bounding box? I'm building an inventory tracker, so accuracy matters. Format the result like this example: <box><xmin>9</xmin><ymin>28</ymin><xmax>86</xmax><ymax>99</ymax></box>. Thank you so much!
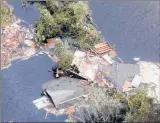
<box><xmin>94</xmin><ymin>42</ymin><xmax>113</xmax><ymax>54</ymax></box>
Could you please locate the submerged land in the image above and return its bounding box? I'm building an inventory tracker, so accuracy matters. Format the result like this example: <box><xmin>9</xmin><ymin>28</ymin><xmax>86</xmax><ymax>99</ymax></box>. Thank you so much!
<box><xmin>1</xmin><ymin>1</ymin><xmax>160</xmax><ymax>122</ymax></box>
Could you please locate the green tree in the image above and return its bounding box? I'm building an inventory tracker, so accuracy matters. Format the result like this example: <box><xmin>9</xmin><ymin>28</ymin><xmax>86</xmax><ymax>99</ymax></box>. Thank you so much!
<box><xmin>69</xmin><ymin>87</ymin><xmax>160</xmax><ymax>123</ymax></box>
<box><xmin>125</xmin><ymin>88</ymin><xmax>151</xmax><ymax>122</ymax></box>
<box><xmin>1</xmin><ymin>2</ymin><xmax>10</xmax><ymax>27</ymax></box>
<box><xmin>1</xmin><ymin>1</ymin><xmax>16</xmax><ymax>28</ymax></box>
<box><xmin>34</xmin><ymin>1</ymin><xmax>101</xmax><ymax>49</ymax></box>
<box><xmin>54</xmin><ymin>41</ymin><xmax>73</xmax><ymax>70</ymax></box>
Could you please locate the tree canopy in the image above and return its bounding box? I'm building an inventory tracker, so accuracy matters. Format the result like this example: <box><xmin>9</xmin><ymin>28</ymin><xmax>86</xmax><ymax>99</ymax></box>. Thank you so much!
<box><xmin>125</xmin><ymin>88</ymin><xmax>151</xmax><ymax>122</ymax></box>
<box><xmin>1</xmin><ymin>2</ymin><xmax>11</xmax><ymax>27</ymax></box>
<box><xmin>69</xmin><ymin>87</ymin><xmax>128</xmax><ymax>123</ymax></box>
<box><xmin>69</xmin><ymin>87</ymin><xmax>160</xmax><ymax>123</ymax></box>
<box><xmin>35</xmin><ymin>1</ymin><xmax>101</xmax><ymax>49</ymax></box>
<box><xmin>1</xmin><ymin>1</ymin><xmax>16</xmax><ymax>28</ymax></box>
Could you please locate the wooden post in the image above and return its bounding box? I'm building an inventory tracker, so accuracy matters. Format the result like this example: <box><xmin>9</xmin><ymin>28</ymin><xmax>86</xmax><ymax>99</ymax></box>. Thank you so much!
<box><xmin>56</xmin><ymin>68</ymin><xmax>59</xmax><ymax>78</ymax></box>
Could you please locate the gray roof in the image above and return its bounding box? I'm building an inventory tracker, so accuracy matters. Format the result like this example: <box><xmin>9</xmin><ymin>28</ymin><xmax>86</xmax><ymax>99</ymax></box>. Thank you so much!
<box><xmin>110</xmin><ymin>63</ymin><xmax>139</xmax><ymax>91</ymax></box>
<box><xmin>42</xmin><ymin>77</ymin><xmax>85</xmax><ymax>109</ymax></box>
<box><xmin>99</xmin><ymin>63</ymin><xmax>139</xmax><ymax>91</ymax></box>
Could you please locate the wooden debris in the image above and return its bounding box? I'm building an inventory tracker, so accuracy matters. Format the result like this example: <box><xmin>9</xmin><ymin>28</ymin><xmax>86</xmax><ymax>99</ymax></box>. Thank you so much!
<box><xmin>94</xmin><ymin>42</ymin><xmax>113</xmax><ymax>54</ymax></box>
<box><xmin>122</xmin><ymin>81</ymin><xmax>132</xmax><ymax>92</ymax></box>
<box><xmin>66</xmin><ymin>106</ymin><xmax>75</xmax><ymax>115</ymax></box>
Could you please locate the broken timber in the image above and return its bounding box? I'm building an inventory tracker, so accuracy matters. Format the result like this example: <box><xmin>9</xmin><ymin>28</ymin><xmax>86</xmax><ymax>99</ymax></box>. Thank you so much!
<box><xmin>65</xmin><ymin>68</ymin><xmax>88</xmax><ymax>80</ymax></box>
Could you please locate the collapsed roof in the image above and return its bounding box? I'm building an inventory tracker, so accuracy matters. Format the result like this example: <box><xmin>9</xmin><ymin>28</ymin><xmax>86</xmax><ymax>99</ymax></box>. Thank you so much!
<box><xmin>42</xmin><ymin>77</ymin><xmax>85</xmax><ymax>110</ymax></box>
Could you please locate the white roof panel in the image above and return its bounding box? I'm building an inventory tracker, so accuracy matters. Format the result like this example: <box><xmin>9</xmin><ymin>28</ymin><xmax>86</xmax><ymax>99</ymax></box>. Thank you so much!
<box><xmin>131</xmin><ymin>75</ymin><xmax>142</xmax><ymax>88</ymax></box>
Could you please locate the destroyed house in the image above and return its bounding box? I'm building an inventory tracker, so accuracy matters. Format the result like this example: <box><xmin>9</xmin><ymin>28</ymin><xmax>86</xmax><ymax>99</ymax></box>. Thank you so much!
<box><xmin>41</xmin><ymin>77</ymin><xmax>85</xmax><ymax>110</ymax></box>
<box><xmin>70</xmin><ymin>42</ymin><xmax>116</xmax><ymax>81</ymax></box>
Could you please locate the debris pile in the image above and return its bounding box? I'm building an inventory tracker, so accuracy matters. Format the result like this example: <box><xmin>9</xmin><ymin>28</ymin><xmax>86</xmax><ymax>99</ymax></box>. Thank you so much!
<box><xmin>1</xmin><ymin>21</ymin><xmax>25</xmax><ymax>68</ymax></box>
<box><xmin>33</xmin><ymin>41</ymin><xmax>118</xmax><ymax>118</ymax></box>
<box><xmin>40</xmin><ymin>38</ymin><xmax>56</xmax><ymax>53</ymax></box>
<box><xmin>138</xmin><ymin>61</ymin><xmax>160</xmax><ymax>103</ymax></box>
<box><xmin>33</xmin><ymin>77</ymin><xmax>88</xmax><ymax>118</ymax></box>
<box><xmin>1</xmin><ymin>20</ymin><xmax>37</xmax><ymax>69</ymax></box>
<box><xmin>71</xmin><ymin>42</ymin><xmax>117</xmax><ymax>85</ymax></box>
<box><xmin>121</xmin><ymin>61</ymin><xmax>160</xmax><ymax>103</ymax></box>
<box><xmin>33</xmin><ymin>41</ymin><xmax>160</xmax><ymax>119</ymax></box>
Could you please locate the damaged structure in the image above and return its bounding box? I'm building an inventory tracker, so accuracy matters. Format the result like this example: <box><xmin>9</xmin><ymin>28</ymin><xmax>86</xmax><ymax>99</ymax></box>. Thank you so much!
<box><xmin>71</xmin><ymin>42</ymin><xmax>117</xmax><ymax>83</ymax></box>
<box><xmin>41</xmin><ymin>77</ymin><xmax>85</xmax><ymax>110</ymax></box>
<box><xmin>101</xmin><ymin>63</ymin><xmax>140</xmax><ymax>91</ymax></box>
<box><xmin>138</xmin><ymin>61</ymin><xmax>160</xmax><ymax>103</ymax></box>
<box><xmin>33</xmin><ymin>41</ymin><xmax>117</xmax><ymax>116</ymax></box>
<box><xmin>33</xmin><ymin>40</ymin><xmax>160</xmax><ymax>119</ymax></box>
<box><xmin>1</xmin><ymin>19</ymin><xmax>37</xmax><ymax>69</ymax></box>
<box><xmin>33</xmin><ymin>77</ymin><xmax>87</xmax><ymax>116</ymax></box>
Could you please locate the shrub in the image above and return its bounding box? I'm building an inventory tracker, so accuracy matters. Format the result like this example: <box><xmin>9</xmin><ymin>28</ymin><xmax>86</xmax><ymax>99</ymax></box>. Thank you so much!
<box><xmin>69</xmin><ymin>87</ymin><xmax>159</xmax><ymax>123</ymax></box>
<box><xmin>1</xmin><ymin>2</ymin><xmax>15</xmax><ymax>27</ymax></box>
<box><xmin>115</xmin><ymin>92</ymin><xmax>127</xmax><ymax>103</ymax></box>
<box><xmin>54</xmin><ymin>41</ymin><xmax>73</xmax><ymax>70</ymax></box>
<box><xmin>143</xmin><ymin>104</ymin><xmax>160</xmax><ymax>122</ymax></box>
<box><xmin>69</xmin><ymin>87</ymin><xmax>128</xmax><ymax>123</ymax></box>
<box><xmin>125</xmin><ymin>88</ymin><xmax>151</xmax><ymax>122</ymax></box>
<box><xmin>1</xmin><ymin>5</ymin><xmax>8</xmax><ymax>27</ymax></box>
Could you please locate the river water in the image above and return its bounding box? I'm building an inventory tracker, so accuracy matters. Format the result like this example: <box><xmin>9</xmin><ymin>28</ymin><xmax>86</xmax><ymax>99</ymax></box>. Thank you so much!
<box><xmin>89</xmin><ymin>1</ymin><xmax>160</xmax><ymax>63</ymax></box>
<box><xmin>1</xmin><ymin>1</ymin><xmax>159</xmax><ymax>122</ymax></box>
<box><xmin>1</xmin><ymin>54</ymin><xmax>66</xmax><ymax>122</ymax></box>
<box><xmin>1</xmin><ymin>1</ymin><xmax>66</xmax><ymax>122</ymax></box>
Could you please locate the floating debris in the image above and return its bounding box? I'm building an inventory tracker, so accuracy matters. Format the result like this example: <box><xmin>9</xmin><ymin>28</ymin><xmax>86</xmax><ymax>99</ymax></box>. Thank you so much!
<box><xmin>33</xmin><ymin>96</ymin><xmax>53</xmax><ymax>110</ymax></box>
<box><xmin>133</xmin><ymin>57</ymin><xmax>140</xmax><ymax>61</ymax></box>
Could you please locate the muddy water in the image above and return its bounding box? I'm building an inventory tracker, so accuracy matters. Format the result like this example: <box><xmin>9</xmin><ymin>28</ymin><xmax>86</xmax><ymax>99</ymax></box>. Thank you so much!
<box><xmin>89</xmin><ymin>1</ymin><xmax>160</xmax><ymax>63</ymax></box>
